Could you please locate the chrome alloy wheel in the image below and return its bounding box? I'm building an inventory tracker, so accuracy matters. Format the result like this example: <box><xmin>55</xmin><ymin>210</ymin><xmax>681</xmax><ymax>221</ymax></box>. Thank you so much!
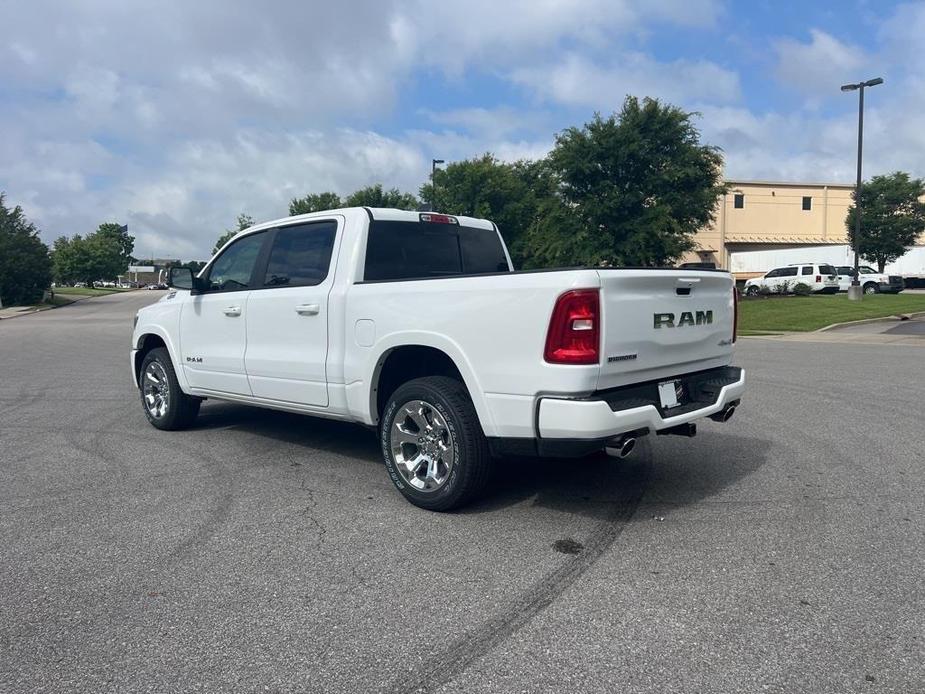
<box><xmin>390</xmin><ymin>400</ymin><xmax>456</xmax><ymax>492</ymax></box>
<box><xmin>143</xmin><ymin>360</ymin><xmax>170</xmax><ymax>419</ymax></box>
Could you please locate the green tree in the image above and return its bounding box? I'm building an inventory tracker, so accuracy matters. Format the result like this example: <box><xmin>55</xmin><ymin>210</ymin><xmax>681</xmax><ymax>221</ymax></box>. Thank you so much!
<box><xmin>95</xmin><ymin>222</ymin><xmax>135</xmax><ymax>264</ymax></box>
<box><xmin>0</xmin><ymin>193</ymin><xmax>52</xmax><ymax>306</ymax></box>
<box><xmin>212</xmin><ymin>213</ymin><xmax>254</xmax><ymax>255</ymax></box>
<box><xmin>847</xmin><ymin>172</ymin><xmax>925</xmax><ymax>272</ymax></box>
<box><xmin>88</xmin><ymin>223</ymin><xmax>130</xmax><ymax>281</ymax></box>
<box><xmin>51</xmin><ymin>229</ymin><xmax>124</xmax><ymax>287</ymax></box>
<box><xmin>522</xmin><ymin>97</ymin><xmax>727</xmax><ymax>268</ymax></box>
<box><xmin>289</xmin><ymin>192</ymin><xmax>341</xmax><ymax>216</ymax></box>
<box><xmin>344</xmin><ymin>183</ymin><xmax>418</xmax><ymax>210</ymax></box>
<box><xmin>419</xmin><ymin>155</ymin><xmax>548</xmax><ymax>268</ymax></box>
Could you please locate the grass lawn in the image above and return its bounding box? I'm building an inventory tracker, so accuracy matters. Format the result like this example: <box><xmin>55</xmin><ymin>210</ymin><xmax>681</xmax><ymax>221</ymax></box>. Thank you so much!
<box><xmin>53</xmin><ymin>286</ymin><xmax>131</xmax><ymax>296</ymax></box>
<box><xmin>738</xmin><ymin>293</ymin><xmax>925</xmax><ymax>334</ymax></box>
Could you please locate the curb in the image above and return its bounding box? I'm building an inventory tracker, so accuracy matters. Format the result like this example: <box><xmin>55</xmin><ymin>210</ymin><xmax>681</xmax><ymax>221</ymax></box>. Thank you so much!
<box><xmin>816</xmin><ymin>310</ymin><xmax>925</xmax><ymax>332</ymax></box>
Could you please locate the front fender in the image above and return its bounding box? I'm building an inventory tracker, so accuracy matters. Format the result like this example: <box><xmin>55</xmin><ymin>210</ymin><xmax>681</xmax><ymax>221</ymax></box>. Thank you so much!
<box><xmin>132</xmin><ymin>323</ymin><xmax>190</xmax><ymax>393</ymax></box>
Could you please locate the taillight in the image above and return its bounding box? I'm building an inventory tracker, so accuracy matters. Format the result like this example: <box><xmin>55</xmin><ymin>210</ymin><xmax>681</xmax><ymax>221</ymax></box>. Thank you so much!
<box><xmin>544</xmin><ymin>289</ymin><xmax>600</xmax><ymax>364</ymax></box>
<box><xmin>732</xmin><ymin>285</ymin><xmax>738</xmax><ymax>343</ymax></box>
<box><xmin>816</xmin><ymin>275</ymin><xmax>821</xmax><ymax>282</ymax></box>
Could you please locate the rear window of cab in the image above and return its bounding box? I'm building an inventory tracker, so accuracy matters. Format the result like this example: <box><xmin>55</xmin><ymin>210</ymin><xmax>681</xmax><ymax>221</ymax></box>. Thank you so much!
<box><xmin>364</xmin><ymin>218</ymin><xmax>510</xmax><ymax>281</ymax></box>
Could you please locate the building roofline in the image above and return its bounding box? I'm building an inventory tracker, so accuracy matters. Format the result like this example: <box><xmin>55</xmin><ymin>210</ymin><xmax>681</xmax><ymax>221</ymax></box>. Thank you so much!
<box><xmin>724</xmin><ymin>179</ymin><xmax>854</xmax><ymax>189</ymax></box>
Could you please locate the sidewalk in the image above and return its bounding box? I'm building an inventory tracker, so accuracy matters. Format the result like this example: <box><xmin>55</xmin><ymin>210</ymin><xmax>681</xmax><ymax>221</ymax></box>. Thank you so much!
<box><xmin>0</xmin><ymin>294</ymin><xmax>83</xmax><ymax>320</ymax></box>
<box><xmin>747</xmin><ymin>316</ymin><xmax>925</xmax><ymax>346</ymax></box>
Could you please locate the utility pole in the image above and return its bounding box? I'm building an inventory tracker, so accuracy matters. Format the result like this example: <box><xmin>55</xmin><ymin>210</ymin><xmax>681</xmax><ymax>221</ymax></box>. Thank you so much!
<box><xmin>840</xmin><ymin>77</ymin><xmax>883</xmax><ymax>301</ymax></box>
<box><xmin>431</xmin><ymin>159</ymin><xmax>445</xmax><ymax>211</ymax></box>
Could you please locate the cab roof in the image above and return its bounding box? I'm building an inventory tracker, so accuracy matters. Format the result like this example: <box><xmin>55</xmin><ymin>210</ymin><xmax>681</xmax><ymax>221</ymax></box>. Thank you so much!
<box><xmin>242</xmin><ymin>207</ymin><xmax>495</xmax><ymax>235</ymax></box>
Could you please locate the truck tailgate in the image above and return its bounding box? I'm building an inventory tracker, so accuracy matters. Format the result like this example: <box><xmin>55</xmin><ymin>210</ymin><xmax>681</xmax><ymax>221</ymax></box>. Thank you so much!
<box><xmin>596</xmin><ymin>270</ymin><xmax>735</xmax><ymax>390</ymax></box>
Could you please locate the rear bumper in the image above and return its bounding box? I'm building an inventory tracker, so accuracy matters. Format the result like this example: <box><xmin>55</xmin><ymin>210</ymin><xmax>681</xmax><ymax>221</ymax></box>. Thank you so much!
<box><xmin>537</xmin><ymin>366</ymin><xmax>745</xmax><ymax>440</ymax></box>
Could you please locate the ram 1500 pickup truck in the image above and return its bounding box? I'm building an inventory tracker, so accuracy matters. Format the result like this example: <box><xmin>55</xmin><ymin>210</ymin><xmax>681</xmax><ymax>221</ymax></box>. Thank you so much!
<box><xmin>132</xmin><ymin>208</ymin><xmax>745</xmax><ymax>510</ymax></box>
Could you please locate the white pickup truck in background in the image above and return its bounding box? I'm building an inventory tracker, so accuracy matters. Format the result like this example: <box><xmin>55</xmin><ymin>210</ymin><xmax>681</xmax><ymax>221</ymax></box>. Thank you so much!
<box><xmin>131</xmin><ymin>208</ymin><xmax>745</xmax><ymax>510</ymax></box>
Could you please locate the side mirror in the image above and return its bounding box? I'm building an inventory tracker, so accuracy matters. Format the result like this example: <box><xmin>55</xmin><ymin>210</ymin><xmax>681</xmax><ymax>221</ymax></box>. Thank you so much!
<box><xmin>168</xmin><ymin>266</ymin><xmax>194</xmax><ymax>290</ymax></box>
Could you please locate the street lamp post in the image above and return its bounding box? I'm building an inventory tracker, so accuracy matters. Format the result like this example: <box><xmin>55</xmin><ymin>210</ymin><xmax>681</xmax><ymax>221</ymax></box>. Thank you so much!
<box><xmin>431</xmin><ymin>159</ymin><xmax>445</xmax><ymax>210</ymax></box>
<box><xmin>840</xmin><ymin>77</ymin><xmax>883</xmax><ymax>301</ymax></box>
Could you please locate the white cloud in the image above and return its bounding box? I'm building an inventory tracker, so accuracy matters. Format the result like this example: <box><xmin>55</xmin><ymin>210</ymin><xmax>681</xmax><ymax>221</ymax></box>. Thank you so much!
<box><xmin>773</xmin><ymin>29</ymin><xmax>871</xmax><ymax>96</ymax></box>
<box><xmin>511</xmin><ymin>52</ymin><xmax>741</xmax><ymax>108</ymax></box>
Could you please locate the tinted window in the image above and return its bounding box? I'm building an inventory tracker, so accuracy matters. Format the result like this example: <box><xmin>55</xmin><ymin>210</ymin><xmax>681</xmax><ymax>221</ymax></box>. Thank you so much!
<box><xmin>836</xmin><ymin>266</ymin><xmax>853</xmax><ymax>275</ymax></box>
<box><xmin>801</xmin><ymin>266</ymin><xmax>813</xmax><ymax>275</ymax></box>
<box><xmin>765</xmin><ymin>269</ymin><xmax>781</xmax><ymax>278</ymax></box>
<box><xmin>364</xmin><ymin>220</ymin><xmax>509</xmax><ymax>281</ymax></box>
<box><xmin>205</xmin><ymin>231</ymin><xmax>267</xmax><ymax>291</ymax></box>
<box><xmin>802</xmin><ymin>196</ymin><xmax>812</xmax><ymax>211</ymax></box>
<box><xmin>780</xmin><ymin>267</ymin><xmax>798</xmax><ymax>277</ymax></box>
<box><xmin>264</xmin><ymin>222</ymin><xmax>336</xmax><ymax>287</ymax></box>
<box><xmin>819</xmin><ymin>264</ymin><xmax>836</xmax><ymax>275</ymax></box>
<box><xmin>734</xmin><ymin>194</ymin><xmax>744</xmax><ymax>209</ymax></box>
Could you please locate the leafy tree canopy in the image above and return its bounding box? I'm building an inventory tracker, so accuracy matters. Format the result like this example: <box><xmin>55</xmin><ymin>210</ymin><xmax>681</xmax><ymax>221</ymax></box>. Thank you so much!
<box><xmin>345</xmin><ymin>184</ymin><xmax>418</xmax><ymax>210</ymax></box>
<box><xmin>0</xmin><ymin>193</ymin><xmax>52</xmax><ymax>306</ymax></box>
<box><xmin>847</xmin><ymin>171</ymin><xmax>925</xmax><ymax>272</ymax></box>
<box><xmin>289</xmin><ymin>192</ymin><xmax>342</xmax><ymax>216</ymax></box>
<box><xmin>521</xmin><ymin>97</ymin><xmax>727</xmax><ymax>268</ymax></box>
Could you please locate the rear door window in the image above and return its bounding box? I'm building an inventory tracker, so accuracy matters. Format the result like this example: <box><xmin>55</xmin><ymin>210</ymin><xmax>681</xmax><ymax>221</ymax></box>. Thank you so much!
<box><xmin>263</xmin><ymin>221</ymin><xmax>337</xmax><ymax>287</ymax></box>
<box><xmin>780</xmin><ymin>267</ymin><xmax>798</xmax><ymax>277</ymax></box>
<box><xmin>364</xmin><ymin>218</ymin><xmax>509</xmax><ymax>281</ymax></box>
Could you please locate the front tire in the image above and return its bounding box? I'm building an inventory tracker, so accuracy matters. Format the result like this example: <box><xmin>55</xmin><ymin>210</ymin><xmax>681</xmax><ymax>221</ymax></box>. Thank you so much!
<box><xmin>139</xmin><ymin>347</ymin><xmax>201</xmax><ymax>430</ymax></box>
<box><xmin>745</xmin><ymin>285</ymin><xmax>760</xmax><ymax>297</ymax></box>
<box><xmin>380</xmin><ymin>376</ymin><xmax>490</xmax><ymax>511</ymax></box>
<box><xmin>863</xmin><ymin>283</ymin><xmax>878</xmax><ymax>295</ymax></box>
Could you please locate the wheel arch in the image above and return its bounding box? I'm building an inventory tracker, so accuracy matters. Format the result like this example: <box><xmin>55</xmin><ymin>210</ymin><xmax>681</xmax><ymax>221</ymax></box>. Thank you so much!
<box><xmin>366</xmin><ymin>339</ymin><xmax>495</xmax><ymax>436</ymax></box>
<box><xmin>133</xmin><ymin>328</ymin><xmax>189</xmax><ymax>391</ymax></box>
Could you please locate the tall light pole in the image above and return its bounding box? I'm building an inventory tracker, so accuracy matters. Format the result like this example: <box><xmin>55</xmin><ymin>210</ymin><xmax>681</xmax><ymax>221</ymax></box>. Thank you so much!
<box><xmin>840</xmin><ymin>77</ymin><xmax>883</xmax><ymax>301</ymax></box>
<box><xmin>431</xmin><ymin>159</ymin><xmax>444</xmax><ymax>210</ymax></box>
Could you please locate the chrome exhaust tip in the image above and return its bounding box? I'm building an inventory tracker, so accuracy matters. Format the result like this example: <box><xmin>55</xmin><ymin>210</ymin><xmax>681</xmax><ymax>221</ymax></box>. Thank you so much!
<box><xmin>709</xmin><ymin>403</ymin><xmax>737</xmax><ymax>423</ymax></box>
<box><xmin>605</xmin><ymin>436</ymin><xmax>636</xmax><ymax>459</ymax></box>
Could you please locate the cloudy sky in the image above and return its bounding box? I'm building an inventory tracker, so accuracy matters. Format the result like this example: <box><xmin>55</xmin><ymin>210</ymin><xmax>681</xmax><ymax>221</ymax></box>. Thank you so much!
<box><xmin>3</xmin><ymin>0</ymin><xmax>924</xmax><ymax>259</ymax></box>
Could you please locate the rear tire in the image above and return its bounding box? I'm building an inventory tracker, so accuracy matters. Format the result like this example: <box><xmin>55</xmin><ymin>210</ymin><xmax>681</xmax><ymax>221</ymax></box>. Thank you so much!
<box><xmin>380</xmin><ymin>376</ymin><xmax>490</xmax><ymax>511</ymax></box>
<box><xmin>139</xmin><ymin>347</ymin><xmax>201</xmax><ymax>430</ymax></box>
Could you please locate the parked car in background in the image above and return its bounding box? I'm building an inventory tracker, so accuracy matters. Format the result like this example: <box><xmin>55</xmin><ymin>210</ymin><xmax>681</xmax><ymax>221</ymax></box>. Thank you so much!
<box><xmin>743</xmin><ymin>264</ymin><xmax>839</xmax><ymax>296</ymax></box>
<box><xmin>834</xmin><ymin>265</ymin><xmax>904</xmax><ymax>294</ymax></box>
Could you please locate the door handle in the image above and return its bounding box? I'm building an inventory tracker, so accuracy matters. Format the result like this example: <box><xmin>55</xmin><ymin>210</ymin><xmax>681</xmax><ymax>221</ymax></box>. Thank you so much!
<box><xmin>295</xmin><ymin>303</ymin><xmax>320</xmax><ymax>316</ymax></box>
<box><xmin>223</xmin><ymin>306</ymin><xmax>242</xmax><ymax>317</ymax></box>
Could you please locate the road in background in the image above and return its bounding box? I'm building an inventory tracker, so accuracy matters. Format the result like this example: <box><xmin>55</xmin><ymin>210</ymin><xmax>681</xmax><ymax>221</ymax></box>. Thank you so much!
<box><xmin>1</xmin><ymin>292</ymin><xmax>922</xmax><ymax>693</ymax></box>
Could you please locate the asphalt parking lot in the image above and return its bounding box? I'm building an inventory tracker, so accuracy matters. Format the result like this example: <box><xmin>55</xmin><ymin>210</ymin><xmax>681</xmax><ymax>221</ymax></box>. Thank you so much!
<box><xmin>1</xmin><ymin>291</ymin><xmax>923</xmax><ymax>693</ymax></box>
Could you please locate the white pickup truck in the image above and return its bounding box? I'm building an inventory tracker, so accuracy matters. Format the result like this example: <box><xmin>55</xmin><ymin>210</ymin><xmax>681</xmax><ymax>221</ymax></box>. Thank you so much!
<box><xmin>131</xmin><ymin>208</ymin><xmax>745</xmax><ymax>510</ymax></box>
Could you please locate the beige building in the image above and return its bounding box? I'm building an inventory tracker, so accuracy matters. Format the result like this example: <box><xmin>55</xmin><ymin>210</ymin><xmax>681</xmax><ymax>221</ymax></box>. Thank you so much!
<box><xmin>686</xmin><ymin>180</ymin><xmax>855</xmax><ymax>272</ymax></box>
